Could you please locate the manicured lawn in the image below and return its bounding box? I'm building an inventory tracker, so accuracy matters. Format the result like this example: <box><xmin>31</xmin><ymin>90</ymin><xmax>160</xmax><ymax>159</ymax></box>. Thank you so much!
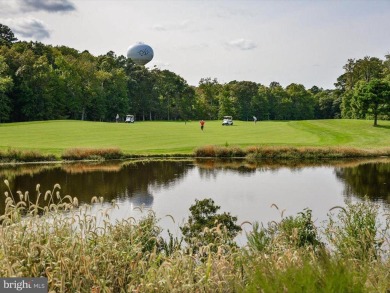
<box><xmin>0</xmin><ymin>119</ymin><xmax>389</xmax><ymax>156</ymax></box>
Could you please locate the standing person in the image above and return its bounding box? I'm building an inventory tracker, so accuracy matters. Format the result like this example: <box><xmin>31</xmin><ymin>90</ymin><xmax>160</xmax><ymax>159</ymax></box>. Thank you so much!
<box><xmin>200</xmin><ymin>120</ymin><xmax>205</xmax><ymax>131</ymax></box>
<box><xmin>116</xmin><ymin>114</ymin><xmax>119</xmax><ymax>123</ymax></box>
<box><xmin>253</xmin><ymin>116</ymin><xmax>257</xmax><ymax>124</ymax></box>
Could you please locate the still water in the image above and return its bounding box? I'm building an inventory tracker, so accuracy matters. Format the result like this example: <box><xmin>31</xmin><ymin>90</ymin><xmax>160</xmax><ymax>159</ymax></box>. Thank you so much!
<box><xmin>1</xmin><ymin>158</ymin><xmax>389</xmax><ymax>243</ymax></box>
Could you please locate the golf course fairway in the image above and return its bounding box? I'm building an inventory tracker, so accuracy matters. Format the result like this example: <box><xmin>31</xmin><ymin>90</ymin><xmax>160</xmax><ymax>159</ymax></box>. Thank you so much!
<box><xmin>0</xmin><ymin>119</ymin><xmax>389</xmax><ymax>156</ymax></box>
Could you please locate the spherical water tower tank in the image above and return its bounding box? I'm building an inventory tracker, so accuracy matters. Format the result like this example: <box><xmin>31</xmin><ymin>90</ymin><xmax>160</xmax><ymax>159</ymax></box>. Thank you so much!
<box><xmin>126</xmin><ymin>42</ymin><xmax>154</xmax><ymax>66</ymax></box>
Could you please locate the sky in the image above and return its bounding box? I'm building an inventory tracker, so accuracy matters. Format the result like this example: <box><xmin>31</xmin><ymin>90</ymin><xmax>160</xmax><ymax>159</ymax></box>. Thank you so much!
<box><xmin>1</xmin><ymin>0</ymin><xmax>390</xmax><ymax>89</ymax></box>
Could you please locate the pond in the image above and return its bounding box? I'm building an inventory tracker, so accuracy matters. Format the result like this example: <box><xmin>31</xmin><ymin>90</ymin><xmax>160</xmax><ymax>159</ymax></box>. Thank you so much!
<box><xmin>1</xmin><ymin>158</ymin><xmax>389</xmax><ymax>244</ymax></box>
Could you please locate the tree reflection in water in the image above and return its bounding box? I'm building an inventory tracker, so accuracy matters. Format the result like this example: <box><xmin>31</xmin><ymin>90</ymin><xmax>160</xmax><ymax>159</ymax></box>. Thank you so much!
<box><xmin>335</xmin><ymin>161</ymin><xmax>390</xmax><ymax>204</ymax></box>
<box><xmin>1</xmin><ymin>158</ymin><xmax>389</xmax><ymax>216</ymax></box>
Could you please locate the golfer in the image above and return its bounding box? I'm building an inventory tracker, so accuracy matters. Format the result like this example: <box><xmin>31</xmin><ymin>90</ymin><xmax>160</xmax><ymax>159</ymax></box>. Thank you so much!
<box><xmin>200</xmin><ymin>120</ymin><xmax>205</xmax><ymax>131</ymax></box>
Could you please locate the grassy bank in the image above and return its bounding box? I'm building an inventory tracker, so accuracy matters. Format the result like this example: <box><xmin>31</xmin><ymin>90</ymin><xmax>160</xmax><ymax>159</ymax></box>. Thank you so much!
<box><xmin>0</xmin><ymin>120</ymin><xmax>390</xmax><ymax>159</ymax></box>
<box><xmin>1</xmin><ymin>183</ymin><xmax>389</xmax><ymax>292</ymax></box>
<box><xmin>194</xmin><ymin>145</ymin><xmax>390</xmax><ymax>159</ymax></box>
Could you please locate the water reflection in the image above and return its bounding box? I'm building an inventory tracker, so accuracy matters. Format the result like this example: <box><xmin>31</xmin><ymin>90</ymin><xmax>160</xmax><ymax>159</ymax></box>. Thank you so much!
<box><xmin>335</xmin><ymin>161</ymin><xmax>390</xmax><ymax>203</ymax></box>
<box><xmin>0</xmin><ymin>160</ymin><xmax>194</xmax><ymax>212</ymax></box>
<box><xmin>1</xmin><ymin>158</ymin><xmax>389</xmax><ymax>218</ymax></box>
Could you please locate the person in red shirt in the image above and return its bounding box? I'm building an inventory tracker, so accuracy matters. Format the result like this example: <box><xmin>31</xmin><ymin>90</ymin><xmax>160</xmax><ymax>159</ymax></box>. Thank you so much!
<box><xmin>200</xmin><ymin>120</ymin><xmax>205</xmax><ymax>131</ymax></box>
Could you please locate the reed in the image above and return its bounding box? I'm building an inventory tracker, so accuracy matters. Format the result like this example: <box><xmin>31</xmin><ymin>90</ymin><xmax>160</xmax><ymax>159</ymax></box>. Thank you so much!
<box><xmin>61</xmin><ymin>147</ymin><xmax>123</xmax><ymax>161</ymax></box>
<box><xmin>194</xmin><ymin>145</ymin><xmax>390</xmax><ymax>160</ymax></box>
<box><xmin>1</xmin><ymin>182</ymin><xmax>389</xmax><ymax>292</ymax></box>
<box><xmin>0</xmin><ymin>149</ymin><xmax>57</xmax><ymax>163</ymax></box>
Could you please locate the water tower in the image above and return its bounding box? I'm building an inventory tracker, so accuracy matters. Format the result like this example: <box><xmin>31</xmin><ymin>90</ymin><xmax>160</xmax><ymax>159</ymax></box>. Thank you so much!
<box><xmin>126</xmin><ymin>42</ymin><xmax>154</xmax><ymax>65</ymax></box>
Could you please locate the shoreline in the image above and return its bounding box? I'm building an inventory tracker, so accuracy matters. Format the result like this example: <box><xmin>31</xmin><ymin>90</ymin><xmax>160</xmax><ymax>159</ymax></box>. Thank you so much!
<box><xmin>1</xmin><ymin>145</ymin><xmax>390</xmax><ymax>165</ymax></box>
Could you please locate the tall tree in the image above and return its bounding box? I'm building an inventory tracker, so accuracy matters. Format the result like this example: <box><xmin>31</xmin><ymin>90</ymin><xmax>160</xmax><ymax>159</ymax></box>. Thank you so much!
<box><xmin>0</xmin><ymin>56</ymin><xmax>13</xmax><ymax>122</ymax></box>
<box><xmin>315</xmin><ymin>90</ymin><xmax>337</xmax><ymax>119</ymax></box>
<box><xmin>196</xmin><ymin>78</ymin><xmax>221</xmax><ymax>120</ymax></box>
<box><xmin>153</xmin><ymin>69</ymin><xmax>194</xmax><ymax>121</ymax></box>
<box><xmin>268</xmin><ymin>82</ymin><xmax>288</xmax><ymax>120</ymax></box>
<box><xmin>228</xmin><ymin>81</ymin><xmax>258</xmax><ymax>121</ymax></box>
<box><xmin>0</xmin><ymin>24</ymin><xmax>18</xmax><ymax>47</ymax></box>
<box><xmin>353</xmin><ymin>79</ymin><xmax>390</xmax><ymax>126</ymax></box>
<box><xmin>355</xmin><ymin>56</ymin><xmax>384</xmax><ymax>82</ymax></box>
<box><xmin>384</xmin><ymin>54</ymin><xmax>390</xmax><ymax>80</ymax></box>
<box><xmin>286</xmin><ymin>83</ymin><xmax>315</xmax><ymax>120</ymax></box>
<box><xmin>217</xmin><ymin>85</ymin><xmax>237</xmax><ymax>119</ymax></box>
<box><xmin>253</xmin><ymin>84</ymin><xmax>269</xmax><ymax>120</ymax></box>
<box><xmin>128</xmin><ymin>66</ymin><xmax>157</xmax><ymax>121</ymax></box>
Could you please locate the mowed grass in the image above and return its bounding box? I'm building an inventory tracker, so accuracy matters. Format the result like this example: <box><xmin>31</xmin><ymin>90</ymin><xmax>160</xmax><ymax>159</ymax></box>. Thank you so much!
<box><xmin>0</xmin><ymin>119</ymin><xmax>389</xmax><ymax>156</ymax></box>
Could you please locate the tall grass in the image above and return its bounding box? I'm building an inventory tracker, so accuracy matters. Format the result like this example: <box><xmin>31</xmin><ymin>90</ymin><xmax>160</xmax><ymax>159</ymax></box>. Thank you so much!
<box><xmin>0</xmin><ymin>149</ymin><xmax>57</xmax><ymax>163</ymax></box>
<box><xmin>194</xmin><ymin>145</ymin><xmax>390</xmax><ymax>159</ymax></box>
<box><xmin>1</xmin><ymin>181</ymin><xmax>389</xmax><ymax>292</ymax></box>
<box><xmin>61</xmin><ymin>147</ymin><xmax>124</xmax><ymax>161</ymax></box>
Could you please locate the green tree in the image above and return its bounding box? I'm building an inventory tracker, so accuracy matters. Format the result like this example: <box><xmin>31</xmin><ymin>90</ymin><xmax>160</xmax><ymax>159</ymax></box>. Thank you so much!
<box><xmin>338</xmin><ymin>56</ymin><xmax>385</xmax><ymax>120</ymax></box>
<box><xmin>355</xmin><ymin>56</ymin><xmax>384</xmax><ymax>82</ymax></box>
<box><xmin>0</xmin><ymin>24</ymin><xmax>18</xmax><ymax>47</ymax></box>
<box><xmin>336</xmin><ymin>59</ymin><xmax>358</xmax><ymax>91</ymax></box>
<box><xmin>104</xmin><ymin>68</ymin><xmax>128</xmax><ymax>121</ymax></box>
<box><xmin>353</xmin><ymin>78</ymin><xmax>390</xmax><ymax>126</ymax></box>
<box><xmin>315</xmin><ymin>90</ymin><xmax>339</xmax><ymax>119</ymax></box>
<box><xmin>96</xmin><ymin>52</ymin><xmax>129</xmax><ymax>121</ymax></box>
<box><xmin>127</xmin><ymin>66</ymin><xmax>157</xmax><ymax>121</ymax></box>
<box><xmin>56</xmin><ymin>51</ymin><xmax>101</xmax><ymax>120</ymax></box>
<box><xmin>153</xmin><ymin>69</ymin><xmax>193</xmax><ymax>121</ymax></box>
<box><xmin>0</xmin><ymin>56</ymin><xmax>13</xmax><ymax>122</ymax></box>
<box><xmin>252</xmin><ymin>84</ymin><xmax>269</xmax><ymax>120</ymax></box>
<box><xmin>196</xmin><ymin>77</ymin><xmax>221</xmax><ymax>120</ymax></box>
<box><xmin>180</xmin><ymin>198</ymin><xmax>241</xmax><ymax>250</ymax></box>
<box><xmin>268</xmin><ymin>82</ymin><xmax>288</xmax><ymax>120</ymax></box>
<box><xmin>286</xmin><ymin>83</ymin><xmax>315</xmax><ymax>120</ymax></box>
<box><xmin>217</xmin><ymin>85</ymin><xmax>237</xmax><ymax>119</ymax></box>
<box><xmin>228</xmin><ymin>81</ymin><xmax>258</xmax><ymax>121</ymax></box>
<box><xmin>384</xmin><ymin>54</ymin><xmax>390</xmax><ymax>81</ymax></box>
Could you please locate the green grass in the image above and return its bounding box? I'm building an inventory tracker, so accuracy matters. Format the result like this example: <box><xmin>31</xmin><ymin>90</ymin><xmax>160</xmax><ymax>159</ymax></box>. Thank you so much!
<box><xmin>0</xmin><ymin>119</ymin><xmax>389</xmax><ymax>156</ymax></box>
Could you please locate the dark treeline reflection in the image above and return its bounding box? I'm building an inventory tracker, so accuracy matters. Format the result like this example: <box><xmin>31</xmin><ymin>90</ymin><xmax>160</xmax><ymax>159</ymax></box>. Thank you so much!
<box><xmin>335</xmin><ymin>161</ymin><xmax>390</xmax><ymax>203</ymax></box>
<box><xmin>1</xmin><ymin>158</ymin><xmax>390</xmax><ymax>214</ymax></box>
<box><xmin>0</xmin><ymin>160</ymin><xmax>194</xmax><ymax>211</ymax></box>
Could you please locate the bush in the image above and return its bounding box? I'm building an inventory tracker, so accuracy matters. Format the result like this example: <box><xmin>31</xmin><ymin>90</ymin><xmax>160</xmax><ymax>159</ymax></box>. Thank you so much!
<box><xmin>325</xmin><ymin>200</ymin><xmax>384</xmax><ymax>261</ymax></box>
<box><xmin>180</xmin><ymin>198</ymin><xmax>242</xmax><ymax>251</ymax></box>
<box><xmin>246</xmin><ymin>208</ymin><xmax>322</xmax><ymax>254</ymax></box>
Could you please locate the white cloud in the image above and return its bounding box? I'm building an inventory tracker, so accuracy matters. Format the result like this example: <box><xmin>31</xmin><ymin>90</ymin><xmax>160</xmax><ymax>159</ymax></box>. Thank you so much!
<box><xmin>152</xmin><ymin>20</ymin><xmax>191</xmax><ymax>32</ymax></box>
<box><xmin>226</xmin><ymin>39</ymin><xmax>257</xmax><ymax>51</ymax></box>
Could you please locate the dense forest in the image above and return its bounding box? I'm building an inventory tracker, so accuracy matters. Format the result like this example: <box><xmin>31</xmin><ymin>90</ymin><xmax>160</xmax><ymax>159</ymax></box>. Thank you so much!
<box><xmin>1</xmin><ymin>24</ymin><xmax>389</xmax><ymax>124</ymax></box>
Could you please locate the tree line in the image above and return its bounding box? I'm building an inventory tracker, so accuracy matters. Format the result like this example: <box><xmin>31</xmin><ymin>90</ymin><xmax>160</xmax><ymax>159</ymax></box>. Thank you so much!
<box><xmin>1</xmin><ymin>24</ymin><xmax>389</xmax><ymax>124</ymax></box>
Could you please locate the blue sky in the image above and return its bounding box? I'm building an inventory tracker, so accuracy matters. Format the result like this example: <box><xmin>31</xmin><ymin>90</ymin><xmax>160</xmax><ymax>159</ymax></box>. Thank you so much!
<box><xmin>1</xmin><ymin>0</ymin><xmax>389</xmax><ymax>89</ymax></box>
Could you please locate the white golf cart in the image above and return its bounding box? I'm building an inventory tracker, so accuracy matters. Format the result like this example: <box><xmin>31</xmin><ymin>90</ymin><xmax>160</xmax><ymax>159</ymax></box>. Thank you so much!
<box><xmin>222</xmin><ymin>116</ymin><xmax>233</xmax><ymax>126</ymax></box>
<box><xmin>125</xmin><ymin>115</ymin><xmax>135</xmax><ymax>123</ymax></box>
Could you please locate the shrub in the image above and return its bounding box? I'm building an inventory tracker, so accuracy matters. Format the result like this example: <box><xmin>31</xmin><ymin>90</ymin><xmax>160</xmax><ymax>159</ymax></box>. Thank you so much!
<box><xmin>246</xmin><ymin>208</ymin><xmax>322</xmax><ymax>253</ymax></box>
<box><xmin>276</xmin><ymin>208</ymin><xmax>322</xmax><ymax>249</ymax></box>
<box><xmin>325</xmin><ymin>200</ymin><xmax>385</xmax><ymax>261</ymax></box>
<box><xmin>246</xmin><ymin>222</ymin><xmax>271</xmax><ymax>252</ymax></box>
<box><xmin>180</xmin><ymin>198</ymin><xmax>242</xmax><ymax>251</ymax></box>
